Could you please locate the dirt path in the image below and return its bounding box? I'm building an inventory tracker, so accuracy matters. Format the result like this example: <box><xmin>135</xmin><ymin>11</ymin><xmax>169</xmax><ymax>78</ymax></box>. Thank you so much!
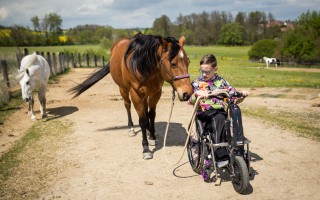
<box><xmin>1</xmin><ymin>68</ymin><xmax>320</xmax><ymax>200</ymax></box>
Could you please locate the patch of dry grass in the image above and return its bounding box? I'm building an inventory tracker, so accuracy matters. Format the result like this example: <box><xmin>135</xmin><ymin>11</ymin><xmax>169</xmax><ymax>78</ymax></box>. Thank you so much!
<box><xmin>0</xmin><ymin>119</ymin><xmax>74</xmax><ymax>200</ymax></box>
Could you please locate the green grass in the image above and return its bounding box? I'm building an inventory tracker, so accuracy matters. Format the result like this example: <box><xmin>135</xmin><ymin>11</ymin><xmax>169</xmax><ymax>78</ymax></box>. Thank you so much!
<box><xmin>1</xmin><ymin>45</ymin><xmax>320</xmax><ymax>88</ymax></box>
<box><xmin>242</xmin><ymin>107</ymin><xmax>320</xmax><ymax>141</ymax></box>
<box><xmin>184</xmin><ymin>46</ymin><xmax>320</xmax><ymax>88</ymax></box>
<box><xmin>0</xmin><ymin>45</ymin><xmax>107</xmax><ymax>57</ymax></box>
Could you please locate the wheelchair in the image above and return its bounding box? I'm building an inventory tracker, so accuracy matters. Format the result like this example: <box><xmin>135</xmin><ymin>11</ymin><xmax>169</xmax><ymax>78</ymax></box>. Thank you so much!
<box><xmin>187</xmin><ymin>90</ymin><xmax>251</xmax><ymax>194</ymax></box>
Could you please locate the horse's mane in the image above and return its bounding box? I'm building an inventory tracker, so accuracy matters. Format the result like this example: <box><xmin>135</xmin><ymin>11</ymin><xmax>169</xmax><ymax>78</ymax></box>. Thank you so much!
<box><xmin>16</xmin><ymin>52</ymin><xmax>37</xmax><ymax>81</ymax></box>
<box><xmin>124</xmin><ymin>33</ymin><xmax>181</xmax><ymax>82</ymax></box>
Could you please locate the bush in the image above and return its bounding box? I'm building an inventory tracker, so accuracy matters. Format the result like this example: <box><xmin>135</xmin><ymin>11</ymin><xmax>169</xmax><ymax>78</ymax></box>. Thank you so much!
<box><xmin>248</xmin><ymin>39</ymin><xmax>279</xmax><ymax>60</ymax></box>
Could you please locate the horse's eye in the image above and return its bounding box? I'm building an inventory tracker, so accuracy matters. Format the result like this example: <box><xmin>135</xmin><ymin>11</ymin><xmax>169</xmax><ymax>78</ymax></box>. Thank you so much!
<box><xmin>171</xmin><ymin>62</ymin><xmax>176</xmax><ymax>68</ymax></box>
<box><xmin>26</xmin><ymin>81</ymin><xmax>29</xmax><ymax>85</ymax></box>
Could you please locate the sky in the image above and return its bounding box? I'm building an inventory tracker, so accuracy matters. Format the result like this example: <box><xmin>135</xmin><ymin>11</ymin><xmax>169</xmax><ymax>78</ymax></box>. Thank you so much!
<box><xmin>0</xmin><ymin>0</ymin><xmax>319</xmax><ymax>29</ymax></box>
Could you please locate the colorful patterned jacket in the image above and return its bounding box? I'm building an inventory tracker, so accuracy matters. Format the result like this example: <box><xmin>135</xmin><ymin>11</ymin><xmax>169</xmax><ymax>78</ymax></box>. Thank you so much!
<box><xmin>188</xmin><ymin>73</ymin><xmax>244</xmax><ymax>111</ymax></box>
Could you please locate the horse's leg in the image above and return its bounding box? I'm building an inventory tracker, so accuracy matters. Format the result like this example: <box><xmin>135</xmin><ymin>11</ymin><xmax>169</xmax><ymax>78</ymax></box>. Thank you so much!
<box><xmin>147</xmin><ymin>90</ymin><xmax>162</xmax><ymax>146</ymax></box>
<box><xmin>29</xmin><ymin>96</ymin><xmax>36</xmax><ymax>121</ymax></box>
<box><xmin>130</xmin><ymin>91</ymin><xmax>152</xmax><ymax>159</ymax></box>
<box><xmin>119</xmin><ymin>88</ymin><xmax>135</xmax><ymax>137</ymax></box>
<box><xmin>38</xmin><ymin>88</ymin><xmax>47</xmax><ymax>119</ymax></box>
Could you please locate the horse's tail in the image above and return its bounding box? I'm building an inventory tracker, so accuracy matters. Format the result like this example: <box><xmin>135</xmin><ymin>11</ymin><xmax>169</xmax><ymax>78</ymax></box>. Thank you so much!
<box><xmin>68</xmin><ymin>63</ymin><xmax>110</xmax><ymax>99</ymax></box>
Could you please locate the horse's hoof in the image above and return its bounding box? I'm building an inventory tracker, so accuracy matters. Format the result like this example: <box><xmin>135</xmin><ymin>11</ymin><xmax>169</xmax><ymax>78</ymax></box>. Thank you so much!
<box><xmin>31</xmin><ymin>115</ymin><xmax>37</xmax><ymax>121</ymax></box>
<box><xmin>148</xmin><ymin>139</ymin><xmax>157</xmax><ymax>146</ymax></box>
<box><xmin>143</xmin><ymin>152</ymin><xmax>153</xmax><ymax>160</ymax></box>
<box><xmin>128</xmin><ymin>128</ymin><xmax>136</xmax><ymax>137</ymax></box>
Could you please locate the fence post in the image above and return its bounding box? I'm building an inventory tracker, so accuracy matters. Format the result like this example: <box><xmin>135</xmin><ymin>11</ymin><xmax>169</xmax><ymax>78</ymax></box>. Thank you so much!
<box><xmin>47</xmin><ymin>52</ymin><xmax>55</xmax><ymax>77</ymax></box>
<box><xmin>58</xmin><ymin>52</ymin><xmax>62</xmax><ymax>73</ymax></box>
<box><xmin>52</xmin><ymin>53</ymin><xmax>58</xmax><ymax>75</ymax></box>
<box><xmin>24</xmin><ymin>48</ymin><xmax>29</xmax><ymax>56</ymax></box>
<box><xmin>94</xmin><ymin>55</ymin><xmax>98</xmax><ymax>67</ymax></box>
<box><xmin>86</xmin><ymin>54</ymin><xmax>89</xmax><ymax>67</ymax></box>
<box><xmin>71</xmin><ymin>53</ymin><xmax>75</xmax><ymax>68</ymax></box>
<box><xmin>46</xmin><ymin>52</ymin><xmax>51</xmax><ymax>67</ymax></box>
<box><xmin>0</xmin><ymin>60</ymin><xmax>10</xmax><ymax>88</ymax></box>
<box><xmin>66</xmin><ymin>53</ymin><xmax>70</xmax><ymax>69</ymax></box>
<box><xmin>60</xmin><ymin>53</ymin><xmax>64</xmax><ymax>71</ymax></box>
<box><xmin>63</xmin><ymin>53</ymin><xmax>66</xmax><ymax>70</ymax></box>
<box><xmin>102</xmin><ymin>56</ymin><xmax>105</xmax><ymax>66</ymax></box>
<box><xmin>16</xmin><ymin>47</ymin><xmax>22</xmax><ymax>69</ymax></box>
<box><xmin>78</xmin><ymin>53</ymin><xmax>81</xmax><ymax>67</ymax></box>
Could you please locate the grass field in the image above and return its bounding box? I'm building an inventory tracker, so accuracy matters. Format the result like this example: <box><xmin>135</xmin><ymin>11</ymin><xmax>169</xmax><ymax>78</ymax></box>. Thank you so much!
<box><xmin>1</xmin><ymin>45</ymin><xmax>319</xmax><ymax>88</ymax></box>
<box><xmin>185</xmin><ymin>46</ymin><xmax>320</xmax><ymax>88</ymax></box>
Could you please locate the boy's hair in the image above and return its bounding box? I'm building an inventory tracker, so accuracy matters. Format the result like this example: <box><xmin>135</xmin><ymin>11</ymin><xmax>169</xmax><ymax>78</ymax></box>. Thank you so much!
<box><xmin>200</xmin><ymin>54</ymin><xmax>217</xmax><ymax>68</ymax></box>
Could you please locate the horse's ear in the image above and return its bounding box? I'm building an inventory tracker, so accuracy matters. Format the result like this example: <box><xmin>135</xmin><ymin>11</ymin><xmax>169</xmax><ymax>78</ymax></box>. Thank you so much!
<box><xmin>179</xmin><ymin>36</ymin><xmax>186</xmax><ymax>47</ymax></box>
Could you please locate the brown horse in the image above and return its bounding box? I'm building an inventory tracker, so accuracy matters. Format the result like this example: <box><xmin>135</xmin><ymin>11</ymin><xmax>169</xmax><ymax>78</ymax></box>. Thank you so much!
<box><xmin>69</xmin><ymin>33</ymin><xmax>193</xmax><ymax>159</ymax></box>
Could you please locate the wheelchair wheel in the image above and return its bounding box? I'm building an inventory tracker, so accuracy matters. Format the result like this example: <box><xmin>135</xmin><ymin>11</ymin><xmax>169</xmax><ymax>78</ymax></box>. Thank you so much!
<box><xmin>232</xmin><ymin>156</ymin><xmax>249</xmax><ymax>194</ymax></box>
<box><xmin>187</xmin><ymin>119</ymin><xmax>205</xmax><ymax>174</ymax></box>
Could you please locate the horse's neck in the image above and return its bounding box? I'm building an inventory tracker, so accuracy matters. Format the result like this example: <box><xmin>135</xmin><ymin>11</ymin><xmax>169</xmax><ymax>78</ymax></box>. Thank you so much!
<box><xmin>28</xmin><ymin>65</ymin><xmax>42</xmax><ymax>79</ymax></box>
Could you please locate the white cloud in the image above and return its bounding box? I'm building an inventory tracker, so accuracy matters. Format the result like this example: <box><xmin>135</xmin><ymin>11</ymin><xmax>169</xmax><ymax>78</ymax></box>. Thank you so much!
<box><xmin>0</xmin><ymin>7</ymin><xmax>9</xmax><ymax>20</ymax></box>
<box><xmin>0</xmin><ymin>0</ymin><xmax>319</xmax><ymax>28</ymax></box>
<box><xmin>76</xmin><ymin>4</ymin><xmax>100</xmax><ymax>15</ymax></box>
<box><xmin>103</xmin><ymin>0</ymin><xmax>114</xmax><ymax>5</ymax></box>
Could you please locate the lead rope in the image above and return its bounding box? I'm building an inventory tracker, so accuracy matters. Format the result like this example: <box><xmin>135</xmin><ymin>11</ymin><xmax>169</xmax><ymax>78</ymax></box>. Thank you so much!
<box><xmin>162</xmin><ymin>88</ymin><xmax>201</xmax><ymax>166</ymax></box>
<box><xmin>162</xmin><ymin>89</ymin><xmax>229</xmax><ymax>166</ymax></box>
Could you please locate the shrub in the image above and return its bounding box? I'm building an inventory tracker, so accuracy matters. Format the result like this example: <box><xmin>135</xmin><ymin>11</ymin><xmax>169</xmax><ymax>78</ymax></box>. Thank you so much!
<box><xmin>248</xmin><ymin>39</ymin><xmax>279</xmax><ymax>60</ymax></box>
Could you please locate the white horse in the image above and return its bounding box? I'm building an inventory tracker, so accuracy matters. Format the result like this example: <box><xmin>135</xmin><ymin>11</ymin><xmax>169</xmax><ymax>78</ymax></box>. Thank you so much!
<box><xmin>262</xmin><ymin>56</ymin><xmax>278</xmax><ymax>68</ymax></box>
<box><xmin>16</xmin><ymin>52</ymin><xmax>50</xmax><ymax>120</ymax></box>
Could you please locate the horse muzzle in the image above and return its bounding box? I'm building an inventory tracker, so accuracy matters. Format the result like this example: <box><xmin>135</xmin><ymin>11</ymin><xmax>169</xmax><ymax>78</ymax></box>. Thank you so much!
<box><xmin>177</xmin><ymin>92</ymin><xmax>191</xmax><ymax>101</ymax></box>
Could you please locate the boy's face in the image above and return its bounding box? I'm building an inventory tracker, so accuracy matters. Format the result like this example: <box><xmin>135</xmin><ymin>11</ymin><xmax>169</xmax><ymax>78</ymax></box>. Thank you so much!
<box><xmin>199</xmin><ymin>64</ymin><xmax>217</xmax><ymax>81</ymax></box>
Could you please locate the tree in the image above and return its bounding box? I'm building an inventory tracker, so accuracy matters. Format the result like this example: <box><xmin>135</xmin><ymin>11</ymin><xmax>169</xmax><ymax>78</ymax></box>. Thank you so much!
<box><xmin>46</xmin><ymin>13</ymin><xmax>62</xmax><ymax>34</ymax></box>
<box><xmin>31</xmin><ymin>16</ymin><xmax>40</xmax><ymax>31</ymax></box>
<box><xmin>152</xmin><ymin>15</ymin><xmax>172</xmax><ymax>36</ymax></box>
<box><xmin>247</xmin><ymin>11</ymin><xmax>266</xmax><ymax>43</ymax></box>
<box><xmin>235</xmin><ymin>12</ymin><xmax>246</xmax><ymax>26</ymax></box>
<box><xmin>41</xmin><ymin>12</ymin><xmax>63</xmax><ymax>44</ymax></box>
<box><xmin>219</xmin><ymin>23</ymin><xmax>244</xmax><ymax>45</ymax></box>
<box><xmin>10</xmin><ymin>25</ymin><xmax>33</xmax><ymax>46</ymax></box>
<box><xmin>281</xmin><ymin>10</ymin><xmax>320</xmax><ymax>63</ymax></box>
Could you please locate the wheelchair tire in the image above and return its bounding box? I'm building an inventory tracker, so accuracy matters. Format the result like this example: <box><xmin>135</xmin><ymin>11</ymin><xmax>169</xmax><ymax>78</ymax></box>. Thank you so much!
<box><xmin>232</xmin><ymin>156</ymin><xmax>249</xmax><ymax>194</ymax></box>
<box><xmin>187</xmin><ymin>119</ymin><xmax>205</xmax><ymax>174</ymax></box>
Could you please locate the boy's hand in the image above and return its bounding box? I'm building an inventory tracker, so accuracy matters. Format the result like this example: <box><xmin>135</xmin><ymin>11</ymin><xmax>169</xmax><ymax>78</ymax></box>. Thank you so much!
<box><xmin>195</xmin><ymin>90</ymin><xmax>209</xmax><ymax>98</ymax></box>
<box><xmin>240</xmin><ymin>90</ymin><xmax>249</xmax><ymax>97</ymax></box>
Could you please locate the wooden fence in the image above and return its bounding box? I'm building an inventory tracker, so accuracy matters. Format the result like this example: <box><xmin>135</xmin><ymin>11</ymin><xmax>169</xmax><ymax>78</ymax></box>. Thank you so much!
<box><xmin>0</xmin><ymin>48</ymin><xmax>106</xmax><ymax>106</ymax></box>
<box><xmin>0</xmin><ymin>48</ymin><xmax>106</xmax><ymax>89</ymax></box>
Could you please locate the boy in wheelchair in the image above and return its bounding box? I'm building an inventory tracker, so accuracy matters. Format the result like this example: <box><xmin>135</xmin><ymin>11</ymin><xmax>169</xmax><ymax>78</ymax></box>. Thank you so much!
<box><xmin>188</xmin><ymin>54</ymin><xmax>249</xmax><ymax>166</ymax></box>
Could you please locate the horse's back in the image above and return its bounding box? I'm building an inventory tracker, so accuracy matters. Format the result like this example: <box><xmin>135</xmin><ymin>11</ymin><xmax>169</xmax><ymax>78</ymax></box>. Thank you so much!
<box><xmin>109</xmin><ymin>39</ymin><xmax>138</xmax><ymax>90</ymax></box>
<box><xmin>36</xmin><ymin>55</ymin><xmax>50</xmax><ymax>81</ymax></box>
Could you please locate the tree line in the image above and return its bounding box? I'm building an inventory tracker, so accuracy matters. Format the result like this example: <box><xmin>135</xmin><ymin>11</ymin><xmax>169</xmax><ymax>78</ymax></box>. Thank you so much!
<box><xmin>0</xmin><ymin>10</ymin><xmax>319</xmax><ymax>64</ymax></box>
<box><xmin>0</xmin><ymin>10</ymin><xmax>288</xmax><ymax>46</ymax></box>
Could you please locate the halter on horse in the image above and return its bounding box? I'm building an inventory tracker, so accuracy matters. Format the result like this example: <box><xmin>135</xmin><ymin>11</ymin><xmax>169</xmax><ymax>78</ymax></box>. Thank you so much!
<box><xmin>69</xmin><ymin>33</ymin><xmax>193</xmax><ymax>159</ymax></box>
<box><xmin>16</xmin><ymin>52</ymin><xmax>50</xmax><ymax>120</ymax></box>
